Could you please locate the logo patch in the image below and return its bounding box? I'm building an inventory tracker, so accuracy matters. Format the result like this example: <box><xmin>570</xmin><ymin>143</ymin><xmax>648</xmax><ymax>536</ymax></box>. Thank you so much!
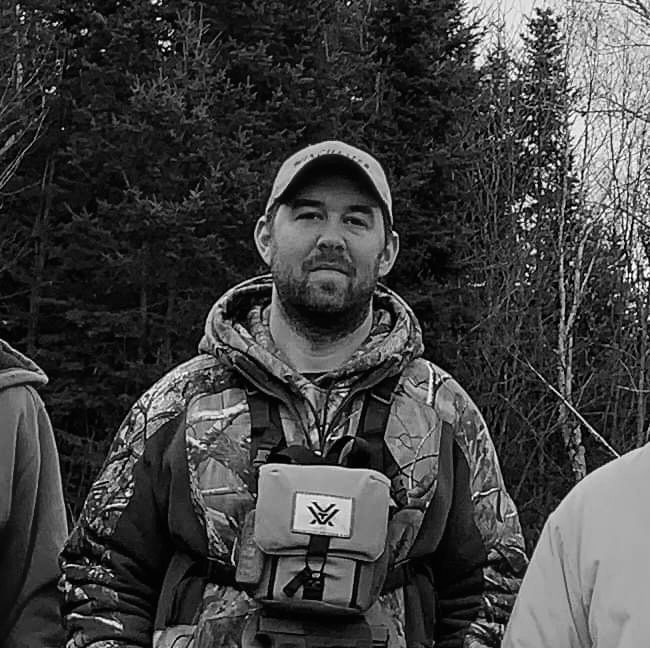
<box><xmin>292</xmin><ymin>492</ymin><xmax>353</xmax><ymax>538</ymax></box>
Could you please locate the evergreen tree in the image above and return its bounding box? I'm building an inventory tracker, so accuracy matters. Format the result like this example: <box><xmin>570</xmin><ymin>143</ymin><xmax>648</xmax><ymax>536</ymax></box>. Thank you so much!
<box><xmin>360</xmin><ymin>0</ymin><xmax>484</xmax><ymax>370</ymax></box>
<box><xmin>1</xmin><ymin>0</ymin><xmax>492</xmax><ymax>515</ymax></box>
<box><xmin>1</xmin><ymin>0</ymin><xmax>376</xmax><ymax>512</ymax></box>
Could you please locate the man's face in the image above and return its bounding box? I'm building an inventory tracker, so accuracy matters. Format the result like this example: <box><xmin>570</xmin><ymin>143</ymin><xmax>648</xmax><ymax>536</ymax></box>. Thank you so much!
<box><xmin>256</xmin><ymin>171</ymin><xmax>399</xmax><ymax>326</ymax></box>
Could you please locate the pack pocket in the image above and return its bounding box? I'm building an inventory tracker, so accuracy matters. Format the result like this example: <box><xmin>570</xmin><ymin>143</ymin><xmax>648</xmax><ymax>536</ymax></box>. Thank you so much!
<box><xmin>235</xmin><ymin>509</ymin><xmax>265</xmax><ymax>587</ymax></box>
<box><xmin>240</xmin><ymin>463</ymin><xmax>391</xmax><ymax>615</ymax></box>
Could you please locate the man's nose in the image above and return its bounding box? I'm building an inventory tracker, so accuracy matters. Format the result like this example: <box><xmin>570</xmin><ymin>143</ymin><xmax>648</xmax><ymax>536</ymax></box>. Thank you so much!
<box><xmin>316</xmin><ymin>218</ymin><xmax>346</xmax><ymax>251</ymax></box>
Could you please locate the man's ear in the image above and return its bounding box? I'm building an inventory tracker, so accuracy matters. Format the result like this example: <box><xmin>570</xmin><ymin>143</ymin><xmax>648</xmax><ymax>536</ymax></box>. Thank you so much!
<box><xmin>254</xmin><ymin>215</ymin><xmax>273</xmax><ymax>266</ymax></box>
<box><xmin>378</xmin><ymin>230</ymin><xmax>400</xmax><ymax>278</ymax></box>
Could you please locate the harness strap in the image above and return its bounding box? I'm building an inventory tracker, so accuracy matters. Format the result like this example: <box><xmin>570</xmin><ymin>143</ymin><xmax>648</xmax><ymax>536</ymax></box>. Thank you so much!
<box><xmin>245</xmin><ymin>387</ymin><xmax>284</xmax><ymax>483</ymax></box>
<box><xmin>357</xmin><ymin>373</ymin><xmax>400</xmax><ymax>468</ymax></box>
<box><xmin>357</xmin><ymin>373</ymin><xmax>408</xmax><ymax>507</ymax></box>
<box><xmin>245</xmin><ymin>372</ymin><xmax>406</xmax><ymax>503</ymax></box>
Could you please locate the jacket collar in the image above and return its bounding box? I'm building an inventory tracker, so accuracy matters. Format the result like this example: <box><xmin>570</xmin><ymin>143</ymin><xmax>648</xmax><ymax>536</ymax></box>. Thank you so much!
<box><xmin>198</xmin><ymin>274</ymin><xmax>424</xmax><ymax>391</ymax></box>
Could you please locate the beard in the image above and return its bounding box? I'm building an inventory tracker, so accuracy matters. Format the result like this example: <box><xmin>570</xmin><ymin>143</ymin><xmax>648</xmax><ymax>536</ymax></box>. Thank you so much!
<box><xmin>270</xmin><ymin>251</ymin><xmax>380</xmax><ymax>340</ymax></box>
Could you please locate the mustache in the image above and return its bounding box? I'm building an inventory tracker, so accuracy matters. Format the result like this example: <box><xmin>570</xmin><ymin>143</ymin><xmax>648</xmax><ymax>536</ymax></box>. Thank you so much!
<box><xmin>302</xmin><ymin>253</ymin><xmax>355</xmax><ymax>276</ymax></box>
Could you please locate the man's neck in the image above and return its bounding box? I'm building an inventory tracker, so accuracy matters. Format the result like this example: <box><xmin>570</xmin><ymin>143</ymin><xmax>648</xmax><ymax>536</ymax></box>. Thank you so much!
<box><xmin>269</xmin><ymin>294</ymin><xmax>373</xmax><ymax>374</ymax></box>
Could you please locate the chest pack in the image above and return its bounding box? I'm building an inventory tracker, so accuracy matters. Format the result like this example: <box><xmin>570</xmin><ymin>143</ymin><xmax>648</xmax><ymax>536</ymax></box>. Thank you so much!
<box><xmin>234</xmin><ymin>373</ymin><xmax>407</xmax><ymax>621</ymax></box>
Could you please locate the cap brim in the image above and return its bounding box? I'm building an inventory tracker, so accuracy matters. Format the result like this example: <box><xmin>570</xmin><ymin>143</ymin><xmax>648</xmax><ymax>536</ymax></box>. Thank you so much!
<box><xmin>270</xmin><ymin>155</ymin><xmax>392</xmax><ymax>224</ymax></box>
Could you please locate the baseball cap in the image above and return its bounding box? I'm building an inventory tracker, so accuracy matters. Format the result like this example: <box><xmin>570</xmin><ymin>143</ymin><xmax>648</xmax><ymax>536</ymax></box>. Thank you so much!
<box><xmin>265</xmin><ymin>140</ymin><xmax>393</xmax><ymax>226</ymax></box>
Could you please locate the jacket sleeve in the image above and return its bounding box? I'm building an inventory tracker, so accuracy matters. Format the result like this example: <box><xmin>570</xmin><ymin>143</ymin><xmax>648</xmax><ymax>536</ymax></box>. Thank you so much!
<box><xmin>502</xmin><ymin>509</ymin><xmax>590</xmax><ymax>648</ymax></box>
<box><xmin>59</xmin><ymin>387</ymin><xmax>185</xmax><ymax>647</ymax></box>
<box><xmin>429</xmin><ymin>381</ymin><xmax>528</xmax><ymax>648</ymax></box>
<box><xmin>0</xmin><ymin>385</ymin><xmax>68</xmax><ymax>648</ymax></box>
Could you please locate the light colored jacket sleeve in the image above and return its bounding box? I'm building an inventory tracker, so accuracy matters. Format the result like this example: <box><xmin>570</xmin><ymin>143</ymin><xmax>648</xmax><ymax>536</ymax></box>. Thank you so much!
<box><xmin>0</xmin><ymin>384</ymin><xmax>68</xmax><ymax>648</ymax></box>
<box><xmin>502</xmin><ymin>507</ymin><xmax>590</xmax><ymax>648</ymax></box>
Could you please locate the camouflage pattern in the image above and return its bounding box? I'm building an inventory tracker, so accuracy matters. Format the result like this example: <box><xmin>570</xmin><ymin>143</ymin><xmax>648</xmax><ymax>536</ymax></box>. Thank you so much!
<box><xmin>60</xmin><ymin>274</ymin><xmax>527</xmax><ymax>648</ymax></box>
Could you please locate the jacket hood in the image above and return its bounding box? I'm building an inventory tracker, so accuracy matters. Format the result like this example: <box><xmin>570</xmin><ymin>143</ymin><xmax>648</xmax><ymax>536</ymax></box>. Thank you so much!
<box><xmin>198</xmin><ymin>275</ymin><xmax>424</xmax><ymax>389</ymax></box>
<box><xmin>0</xmin><ymin>338</ymin><xmax>48</xmax><ymax>390</ymax></box>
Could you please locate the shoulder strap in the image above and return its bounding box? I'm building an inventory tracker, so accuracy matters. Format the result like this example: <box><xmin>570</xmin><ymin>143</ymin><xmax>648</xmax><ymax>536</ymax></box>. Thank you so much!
<box><xmin>357</xmin><ymin>372</ymin><xmax>408</xmax><ymax>507</ymax></box>
<box><xmin>357</xmin><ymin>372</ymin><xmax>401</xmax><ymax>470</ymax></box>
<box><xmin>245</xmin><ymin>387</ymin><xmax>285</xmax><ymax>477</ymax></box>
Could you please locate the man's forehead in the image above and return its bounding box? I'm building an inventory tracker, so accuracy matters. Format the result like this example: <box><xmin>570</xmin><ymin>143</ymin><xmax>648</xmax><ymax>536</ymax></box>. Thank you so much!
<box><xmin>289</xmin><ymin>197</ymin><xmax>379</xmax><ymax>217</ymax></box>
<box><xmin>286</xmin><ymin>170</ymin><xmax>382</xmax><ymax>207</ymax></box>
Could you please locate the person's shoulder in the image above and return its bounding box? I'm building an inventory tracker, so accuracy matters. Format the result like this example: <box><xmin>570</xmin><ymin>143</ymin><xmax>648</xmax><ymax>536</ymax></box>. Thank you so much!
<box><xmin>568</xmin><ymin>445</ymin><xmax>647</xmax><ymax>498</ymax></box>
<box><xmin>400</xmin><ymin>358</ymin><xmax>479</xmax><ymax>420</ymax></box>
<box><xmin>553</xmin><ymin>444</ymin><xmax>650</xmax><ymax>524</ymax></box>
<box><xmin>140</xmin><ymin>353</ymin><xmax>234</xmax><ymax>404</ymax></box>
<box><xmin>0</xmin><ymin>385</ymin><xmax>52</xmax><ymax>459</ymax></box>
<box><xmin>0</xmin><ymin>381</ymin><xmax>44</xmax><ymax>413</ymax></box>
<box><xmin>399</xmin><ymin>357</ymin><xmax>453</xmax><ymax>407</ymax></box>
<box><xmin>113</xmin><ymin>353</ymin><xmax>236</xmax><ymax>451</ymax></box>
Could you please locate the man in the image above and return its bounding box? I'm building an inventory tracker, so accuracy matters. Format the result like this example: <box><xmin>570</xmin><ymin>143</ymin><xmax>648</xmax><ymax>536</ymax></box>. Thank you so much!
<box><xmin>0</xmin><ymin>338</ymin><xmax>68</xmax><ymax>647</ymax></box>
<box><xmin>60</xmin><ymin>140</ymin><xmax>527</xmax><ymax>648</ymax></box>
<box><xmin>503</xmin><ymin>444</ymin><xmax>650</xmax><ymax>648</ymax></box>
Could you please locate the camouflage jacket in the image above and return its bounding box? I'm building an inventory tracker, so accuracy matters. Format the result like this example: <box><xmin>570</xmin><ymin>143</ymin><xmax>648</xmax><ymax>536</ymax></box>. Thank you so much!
<box><xmin>60</xmin><ymin>275</ymin><xmax>527</xmax><ymax>648</ymax></box>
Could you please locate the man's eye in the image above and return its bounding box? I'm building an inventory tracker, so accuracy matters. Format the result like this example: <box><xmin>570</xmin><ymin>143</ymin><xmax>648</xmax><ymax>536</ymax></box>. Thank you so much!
<box><xmin>295</xmin><ymin>210</ymin><xmax>321</xmax><ymax>220</ymax></box>
<box><xmin>345</xmin><ymin>214</ymin><xmax>369</xmax><ymax>227</ymax></box>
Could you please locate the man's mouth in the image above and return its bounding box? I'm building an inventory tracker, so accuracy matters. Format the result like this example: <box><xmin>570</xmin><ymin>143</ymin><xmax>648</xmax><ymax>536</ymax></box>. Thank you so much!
<box><xmin>308</xmin><ymin>262</ymin><xmax>350</xmax><ymax>275</ymax></box>
<box><xmin>313</xmin><ymin>264</ymin><xmax>346</xmax><ymax>272</ymax></box>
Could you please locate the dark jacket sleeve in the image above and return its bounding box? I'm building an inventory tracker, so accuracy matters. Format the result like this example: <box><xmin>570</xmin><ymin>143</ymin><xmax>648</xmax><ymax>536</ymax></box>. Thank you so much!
<box><xmin>0</xmin><ymin>385</ymin><xmax>68</xmax><ymax>648</ymax></box>
<box><xmin>59</xmin><ymin>395</ymin><xmax>188</xmax><ymax>647</ymax></box>
<box><xmin>427</xmin><ymin>386</ymin><xmax>527</xmax><ymax>648</ymax></box>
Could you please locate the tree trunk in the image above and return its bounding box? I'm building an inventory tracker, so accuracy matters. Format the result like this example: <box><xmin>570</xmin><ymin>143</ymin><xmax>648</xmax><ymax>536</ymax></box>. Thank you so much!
<box><xmin>27</xmin><ymin>156</ymin><xmax>54</xmax><ymax>355</ymax></box>
<box><xmin>163</xmin><ymin>276</ymin><xmax>176</xmax><ymax>365</ymax></box>
<box><xmin>138</xmin><ymin>242</ymin><xmax>149</xmax><ymax>363</ymax></box>
<box><xmin>636</xmin><ymin>278</ymin><xmax>649</xmax><ymax>446</ymax></box>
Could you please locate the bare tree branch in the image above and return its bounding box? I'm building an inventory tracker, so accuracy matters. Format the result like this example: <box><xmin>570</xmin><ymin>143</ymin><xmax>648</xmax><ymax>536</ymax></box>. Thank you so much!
<box><xmin>521</xmin><ymin>358</ymin><xmax>621</xmax><ymax>459</ymax></box>
<box><xmin>0</xmin><ymin>5</ymin><xmax>54</xmax><ymax>192</ymax></box>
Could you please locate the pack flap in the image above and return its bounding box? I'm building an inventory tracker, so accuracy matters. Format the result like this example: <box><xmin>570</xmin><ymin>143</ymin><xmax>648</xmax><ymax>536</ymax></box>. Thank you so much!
<box><xmin>254</xmin><ymin>464</ymin><xmax>390</xmax><ymax>561</ymax></box>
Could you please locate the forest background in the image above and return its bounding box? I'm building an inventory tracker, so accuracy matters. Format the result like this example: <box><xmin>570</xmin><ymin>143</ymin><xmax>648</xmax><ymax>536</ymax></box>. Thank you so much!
<box><xmin>2</xmin><ymin>0</ymin><xmax>649</xmax><ymax>550</ymax></box>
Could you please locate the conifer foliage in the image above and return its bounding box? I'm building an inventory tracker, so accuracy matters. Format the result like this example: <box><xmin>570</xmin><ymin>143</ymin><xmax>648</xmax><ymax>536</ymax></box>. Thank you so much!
<box><xmin>0</xmin><ymin>0</ymin><xmax>484</xmax><ymax>514</ymax></box>
<box><xmin>1</xmin><ymin>1</ymin><xmax>647</xmax><ymax>544</ymax></box>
